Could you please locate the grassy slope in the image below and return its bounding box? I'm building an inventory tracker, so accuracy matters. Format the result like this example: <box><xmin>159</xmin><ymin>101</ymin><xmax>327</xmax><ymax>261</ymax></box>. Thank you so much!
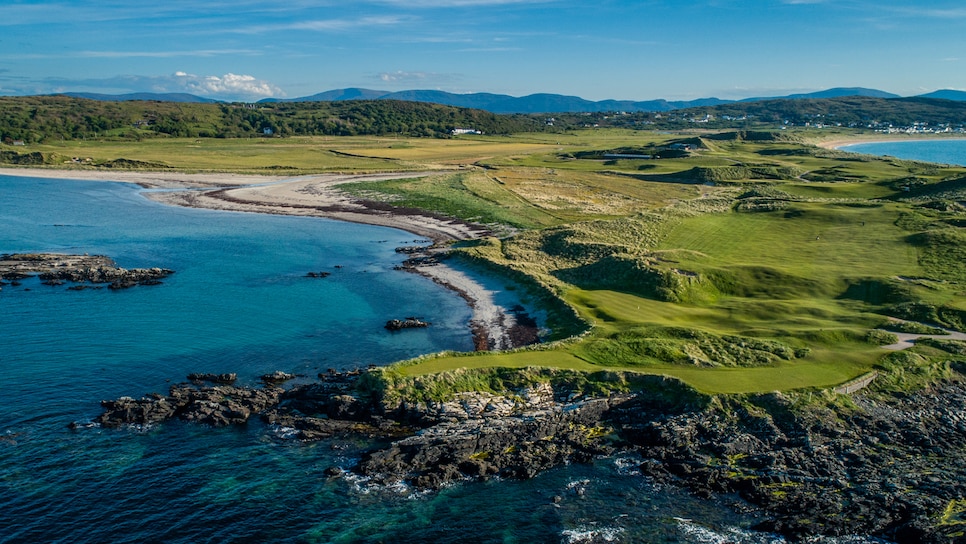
<box><xmin>388</xmin><ymin>131</ymin><xmax>966</xmax><ymax>394</ymax></box>
<box><xmin>8</xmin><ymin>129</ymin><xmax>966</xmax><ymax>394</ymax></box>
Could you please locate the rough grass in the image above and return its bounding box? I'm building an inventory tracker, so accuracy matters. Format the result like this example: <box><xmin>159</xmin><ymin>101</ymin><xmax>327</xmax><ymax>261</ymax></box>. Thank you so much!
<box><xmin>338</xmin><ymin>171</ymin><xmax>556</xmax><ymax>228</ymax></box>
<box><xmin>443</xmin><ymin>177</ymin><xmax>963</xmax><ymax>392</ymax></box>
<box><xmin>912</xmin><ymin>228</ymin><xmax>966</xmax><ymax>282</ymax></box>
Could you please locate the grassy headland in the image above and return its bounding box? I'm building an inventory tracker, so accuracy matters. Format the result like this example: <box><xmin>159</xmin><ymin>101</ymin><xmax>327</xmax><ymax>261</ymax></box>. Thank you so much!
<box><xmin>5</xmin><ymin>127</ymin><xmax>966</xmax><ymax>396</ymax></box>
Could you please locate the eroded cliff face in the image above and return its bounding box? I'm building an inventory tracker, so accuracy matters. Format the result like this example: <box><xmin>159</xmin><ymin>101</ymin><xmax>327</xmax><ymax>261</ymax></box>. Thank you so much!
<box><xmin>87</xmin><ymin>371</ymin><xmax>966</xmax><ymax>543</ymax></box>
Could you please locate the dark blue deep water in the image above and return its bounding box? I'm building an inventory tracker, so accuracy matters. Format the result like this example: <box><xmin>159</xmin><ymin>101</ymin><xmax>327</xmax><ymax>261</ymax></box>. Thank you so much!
<box><xmin>0</xmin><ymin>175</ymin><xmax>880</xmax><ymax>543</ymax></box>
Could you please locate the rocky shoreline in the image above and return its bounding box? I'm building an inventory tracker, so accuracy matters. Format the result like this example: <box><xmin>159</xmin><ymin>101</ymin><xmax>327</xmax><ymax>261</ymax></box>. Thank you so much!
<box><xmin>1</xmin><ymin>252</ymin><xmax>173</xmax><ymax>290</ymax></box>
<box><xmin>85</xmin><ymin>367</ymin><xmax>966</xmax><ymax>543</ymax></box>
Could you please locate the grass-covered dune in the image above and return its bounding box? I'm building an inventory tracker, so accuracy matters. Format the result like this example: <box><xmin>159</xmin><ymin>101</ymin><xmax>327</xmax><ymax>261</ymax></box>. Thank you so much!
<box><xmin>334</xmin><ymin>130</ymin><xmax>966</xmax><ymax>395</ymax></box>
<box><xmin>5</xmin><ymin>127</ymin><xmax>966</xmax><ymax>396</ymax></box>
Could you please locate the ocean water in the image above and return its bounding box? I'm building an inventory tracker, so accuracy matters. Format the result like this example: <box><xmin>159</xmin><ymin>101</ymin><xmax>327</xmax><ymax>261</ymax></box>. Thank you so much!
<box><xmin>0</xmin><ymin>175</ymin><xmax>878</xmax><ymax>543</ymax></box>
<box><xmin>840</xmin><ymin>138</ymin><xmax>966</xmax><ymax>166</ymax></box>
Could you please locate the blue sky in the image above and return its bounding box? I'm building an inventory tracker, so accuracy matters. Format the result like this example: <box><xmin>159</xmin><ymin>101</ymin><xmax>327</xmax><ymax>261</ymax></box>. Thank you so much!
<box><xmin>1</xmin><ymin>0</ymin><xmax>965</xmax><ymax>102</ymax></box>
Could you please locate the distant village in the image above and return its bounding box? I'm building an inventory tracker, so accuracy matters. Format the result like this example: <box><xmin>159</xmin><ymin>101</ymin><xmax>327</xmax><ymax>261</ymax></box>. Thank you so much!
<box><xmin>568</xmin><ymin>110</ymin><xmax>966</xmax><ymax>134</ymax></box>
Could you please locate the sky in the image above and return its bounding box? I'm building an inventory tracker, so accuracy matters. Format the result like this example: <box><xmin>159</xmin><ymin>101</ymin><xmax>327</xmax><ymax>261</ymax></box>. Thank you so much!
<box><xmin>1</xmin><ymin>0</ymin><xmax>965</xmax><ymax>102</ymax></box>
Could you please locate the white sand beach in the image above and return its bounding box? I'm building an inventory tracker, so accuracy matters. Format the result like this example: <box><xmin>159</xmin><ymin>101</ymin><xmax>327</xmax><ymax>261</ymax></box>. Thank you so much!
<box><xmin>1</xmin><ymin>167</ymin><xmax>532</xmax><ymax>351</ymax></box>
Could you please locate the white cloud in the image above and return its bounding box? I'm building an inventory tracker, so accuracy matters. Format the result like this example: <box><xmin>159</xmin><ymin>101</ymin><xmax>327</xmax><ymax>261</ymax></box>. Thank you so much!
<box><xmin>238</xmin><ymin>15</ymin><xmax>409</xmax><ymax>34</ymax></box>
<box><xmin>0</xmin><ymin>72</ymin><xmax>285</xmax><ymax>100</ymax></box>
<box><xmin>374</xmin><ymin>70</ymin><xmax>462</xmax><ymax>86</ymax></box>
<box><xmin>292</xmin><ymin>15</ymin><xmax>407</xmax><ymax>30</ymax></box>
<box><xmin>379</xmin><ymin>71</ymin><xmax>429</xmax><ymax>82</ymax></box>
<box><xmin>174</xmin><ymin>72</ymin><xmax>284</xmax><ymax>98</ymax></box>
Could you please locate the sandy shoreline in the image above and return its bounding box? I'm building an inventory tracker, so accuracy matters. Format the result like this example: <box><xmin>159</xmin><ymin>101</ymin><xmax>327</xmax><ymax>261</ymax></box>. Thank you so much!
<box><xmin>814</xmin><ymin>134</ymin><xmax>966</xmax><ymax>150</ymax></box>
<box><xmin>1</xmin><ymin>166</ymin><xmax>535</xmax><ymax>352</ymax></box>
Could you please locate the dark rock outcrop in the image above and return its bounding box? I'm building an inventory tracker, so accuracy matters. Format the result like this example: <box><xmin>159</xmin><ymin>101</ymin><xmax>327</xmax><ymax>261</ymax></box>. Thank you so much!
<box><xmin>1</xmin><ymin>252</ymin><xmax>173</xmax><ymax>289</ymax></box>
<box><xmin>385</xmin><ymin>318</ymin><xmax>430</xmax><ymax>330</ymax></box>
<box><xmin>87</xmin><ymin>369</ymin><xmax>966</xmax><ymax>543</ymax></box>
<box><xmin>356</xmin><ymin>389</ymin><xmax>626</xmax><ymax>488</ymax></box>
<box><xmin>187</xmin><ymin>373</ymin><xmax>237</xmax><ymax>385</ymax></box>
<box><xmin>260</xmin><ymin>370</ymin><xmax>296</xmax><ymax>384</ymax></box>
<box><xmin>42</xmin><ymin>266</ymin><xmax>174</xmax><ymax>289</ymax></box>
<box><xmin>96</xmin><ymin>382</ymin><xmax>280</xmax><ymax>427</ymax></box>
<box><xmin>615</xmin><ymin>386</ymin><xmax>966</xmax><ymax>543</ymax></box>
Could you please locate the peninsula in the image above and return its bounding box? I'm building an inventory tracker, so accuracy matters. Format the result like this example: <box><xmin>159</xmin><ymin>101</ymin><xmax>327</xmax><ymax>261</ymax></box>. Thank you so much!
<box><xmin>6</xmin><ymin>124</ymin><xmax>966</xmax><ymax>543</ymax></box>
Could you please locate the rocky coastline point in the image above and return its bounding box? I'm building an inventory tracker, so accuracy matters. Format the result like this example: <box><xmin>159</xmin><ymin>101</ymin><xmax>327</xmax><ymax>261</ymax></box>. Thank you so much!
<box><xmin>85</xmin><ymin>366</ymin><xmax>966</xmax><ymax>544</ymax></box>
<box><xmin>0</xmin><ymin>252</ymin><xmax>174</xmax><ymax>290</ymax></box>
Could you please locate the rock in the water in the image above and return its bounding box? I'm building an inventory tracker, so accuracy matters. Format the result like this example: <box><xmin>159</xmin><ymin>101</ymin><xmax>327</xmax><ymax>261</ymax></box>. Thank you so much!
<box><xmin>260</xmin><ymin>371</ymin><xmax>296</xmax><ymax>384</ymax></box>
<box><xmin>187</xmin><ymin>373</ymin><xmax>237</xmax><ymax>385</ymax></box>
<box><xmin>97</xmin><ymin>383</ymin><xmax>281</xmax><ymax>428</ymax></box>
<box><xmin>385</xmin><ymin>318</ymin><xmax>430</xmax><ymax>331</ymax></box>
<box><xmin>1</xmin><ymin>252</ymin><xmax>173</xmax><ymax>289</ymax></box>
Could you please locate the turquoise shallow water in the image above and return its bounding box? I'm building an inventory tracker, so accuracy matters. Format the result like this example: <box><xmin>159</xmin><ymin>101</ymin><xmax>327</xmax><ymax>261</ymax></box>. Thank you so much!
<box><xmin>841</xmin><ymin>138</ymin><xmax>966</xmax><ymax>166</ymax></box>
<box><xmin>0</xmin><ymin>175</ymin><xmax>882</xmax><ymax>543</ymax></box>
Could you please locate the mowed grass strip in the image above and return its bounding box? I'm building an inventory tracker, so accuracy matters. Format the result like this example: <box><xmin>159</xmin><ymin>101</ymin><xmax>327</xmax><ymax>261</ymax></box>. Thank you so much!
<box><xmin>400</xmin><ymin>346</ymin><xmax>877</xmax><ymax>394</ymax></box>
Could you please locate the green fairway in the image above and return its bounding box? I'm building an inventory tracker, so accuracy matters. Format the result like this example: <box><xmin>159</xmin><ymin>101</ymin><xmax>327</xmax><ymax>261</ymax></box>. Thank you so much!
<box><xmin>658</xmin><ymin>201</ymin><xmax>921</xmax><ymax>280</ymax></box>
<box><xmin>414</xmin><ymin>132</ymin><xmax>966</xmax><ymax>393</ymax></box>
<box><xmin>400</xmin><ymin>343</ymin><xmax>877</xmax><ymax>394</ymax></box>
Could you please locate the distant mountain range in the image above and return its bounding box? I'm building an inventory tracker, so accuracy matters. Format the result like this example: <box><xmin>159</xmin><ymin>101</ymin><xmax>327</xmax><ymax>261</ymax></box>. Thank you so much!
<box><xmin>52</xmin><ymin>87</ymin><xmax>966</xmax><ymax>114</ymax></box>
<box><xmin>61</xmin><ymin>92</ymin><xmax>221</xmax><ymax>104</ymax></box>
<box><xmin>258</xmin><ymin>89</ymin><xmax>736</xmax><ymax>114</ymax></box>
<box><xmin>916</xmin><ymin>89</ymin><xmax>966</xmax><ymax>101</ymax></box>
<box><xmin>737</xmin><ymin>87</ymin><xmax>900</xmax><ymax>102</ymax></box>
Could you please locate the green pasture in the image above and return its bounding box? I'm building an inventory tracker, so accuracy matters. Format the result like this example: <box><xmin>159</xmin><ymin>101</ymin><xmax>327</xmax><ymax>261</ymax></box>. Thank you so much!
<box><xmin>17</xmin><ymin>137</ymin><xmax>419</xmax><ymax>172</ymax></box>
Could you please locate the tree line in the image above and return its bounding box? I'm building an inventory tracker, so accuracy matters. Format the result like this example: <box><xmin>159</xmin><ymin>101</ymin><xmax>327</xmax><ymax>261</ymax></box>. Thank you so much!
<box><xmin>5</xmin><ymin>94</ymin><xmax>966</xmax><ymax>144</ymax></box>
<box><xmin>0</xmin><ymin>96</ymin><xmax>547</xmax><ymax>143</ymax></box>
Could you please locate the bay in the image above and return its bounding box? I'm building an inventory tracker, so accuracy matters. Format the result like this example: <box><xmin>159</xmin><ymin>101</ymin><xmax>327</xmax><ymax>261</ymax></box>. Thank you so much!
<box><xmin>840</xmin><ymin>138</ymin><xmax>966</xmax><ymax>166</ymax></box>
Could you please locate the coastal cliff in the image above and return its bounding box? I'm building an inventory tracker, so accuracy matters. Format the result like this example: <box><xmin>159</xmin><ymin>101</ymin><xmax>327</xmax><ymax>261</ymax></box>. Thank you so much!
<box><xmin>87</xmin><ymin>366</ymin><xmax>966</xmax><ymax>543</ymax></box>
